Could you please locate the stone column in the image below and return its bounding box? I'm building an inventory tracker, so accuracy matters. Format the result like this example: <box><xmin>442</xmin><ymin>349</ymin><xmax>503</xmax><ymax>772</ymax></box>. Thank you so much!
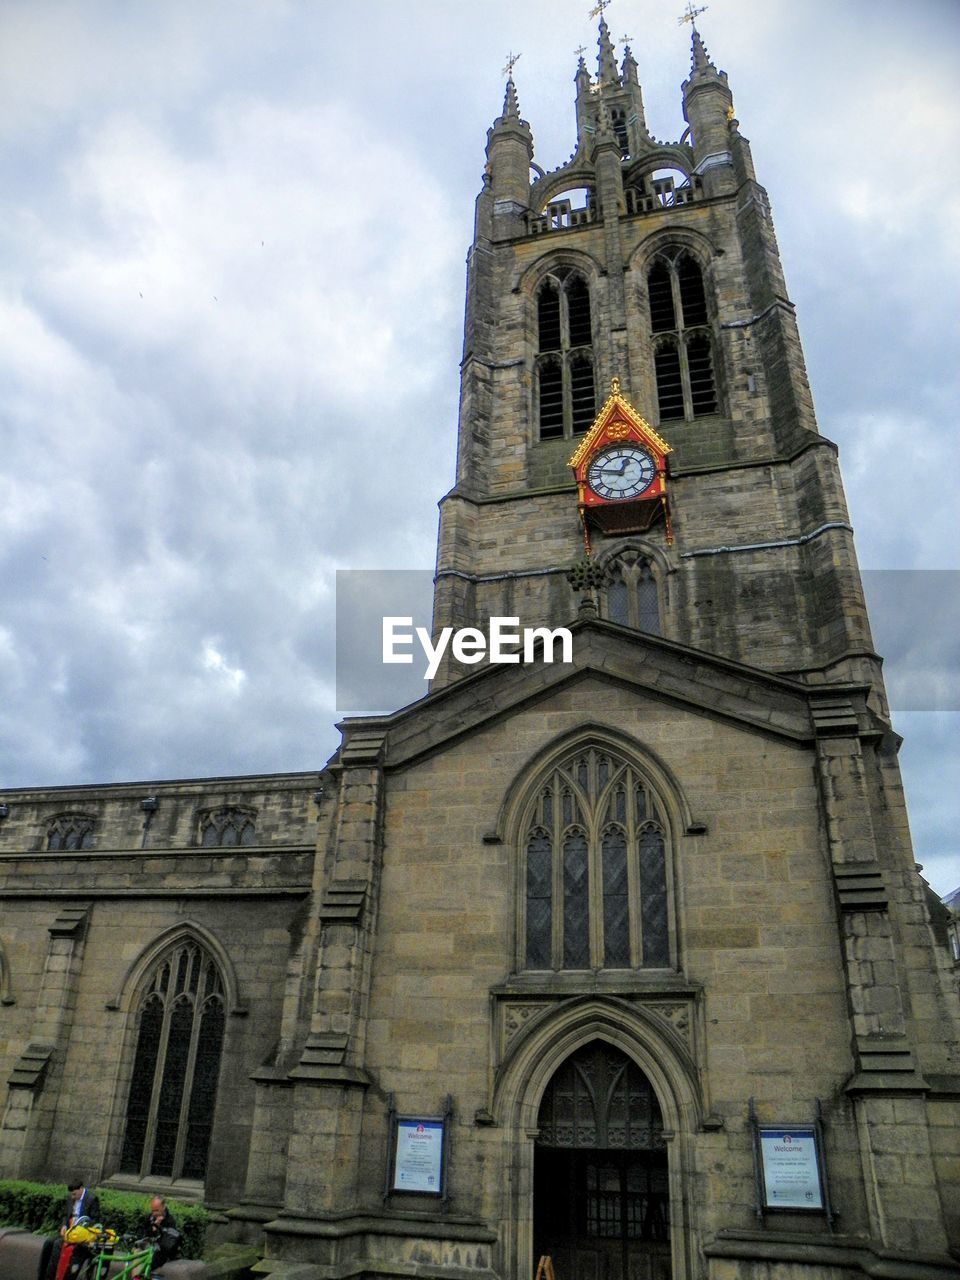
<box><xmin>812</xmin><ymin>696</ymin><xmax>946</xmax><ymax>1255</ymax></box>
<box><xmin>0</xmin><ymin>906</ymin><xmax>88</xmax><ymax>1176</ymax></box>
<box><xmin>279</xmin><ymin>730</ymin><xmax>386</xmax><ymax>1220</ymax></box>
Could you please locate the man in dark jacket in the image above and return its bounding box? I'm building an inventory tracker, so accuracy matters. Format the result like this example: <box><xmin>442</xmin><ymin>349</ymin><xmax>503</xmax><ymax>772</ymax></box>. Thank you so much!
<box><xmin>140</xmin><ymin>1196</ymin><xmax>180</xmax><ymax>1268</ymax></box>
<box><xmin>46</xmin><ymin>1180</ymin><xmax>103</xmax><ymax>1279</ymax></box>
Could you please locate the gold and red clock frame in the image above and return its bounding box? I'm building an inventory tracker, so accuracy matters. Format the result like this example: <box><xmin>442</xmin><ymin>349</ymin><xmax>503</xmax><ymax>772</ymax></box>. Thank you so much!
<box><xmin>568</xmin><ymin>377</ymin><xmax>673</xmax><ymax>549</ymax></box>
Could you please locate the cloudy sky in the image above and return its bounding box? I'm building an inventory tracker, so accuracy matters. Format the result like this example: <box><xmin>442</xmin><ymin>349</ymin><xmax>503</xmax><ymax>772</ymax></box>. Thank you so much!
<box><xmin>0</xmin><ymin>0</ymin><xmax>957</xmax><ymax>894</ymax></box>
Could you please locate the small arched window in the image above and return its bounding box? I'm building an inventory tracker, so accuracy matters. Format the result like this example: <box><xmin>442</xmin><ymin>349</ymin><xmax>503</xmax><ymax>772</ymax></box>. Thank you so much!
<box><xmin>521</xmin><ymin>745</ymin><xmax>672</xmax><ymax>972</ymax></box>
<box><xmin>646</xmin><ymin>252</ymin><xmax>718</xmax><ymax>421</ymax></box>
<box><xmin>47</xmin><ymin>815</ymin><xmax>95</xmax><ymax>851</ymax></box>
<box><xmin>536</xmin><ymin>270</ymin><xmax>596</xmax><ymax>440</ymax></box>
<box><xmin>200</xmin><ymin>807</ymin><xmax>256</xmax><ymax>847</ymax></box>
<box><xmin>606</xmin><ymin>555</ymin><xmax>661</xmax><ymax>635</ymax></box>
<box><xmin>120</xmin><ymin>938</ymin><xmax>226</xmax><ymax>1182</ymax></box>
<box><xmin>610</xmin><ymin>109</ymin><xmax>629</xmax><ymax>157</ymax></box>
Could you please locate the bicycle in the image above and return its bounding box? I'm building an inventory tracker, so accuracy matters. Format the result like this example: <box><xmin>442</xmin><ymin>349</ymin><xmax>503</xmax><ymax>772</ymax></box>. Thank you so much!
<box><xmin>63</xmin><ymin>1221</ymin><xmax>159</xmax><ymax>1280</ymax></box>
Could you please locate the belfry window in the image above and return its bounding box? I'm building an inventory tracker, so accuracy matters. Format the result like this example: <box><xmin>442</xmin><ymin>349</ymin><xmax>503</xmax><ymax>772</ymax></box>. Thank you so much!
<box><xmin>120</xmin><ymin>938</ymin><xmax>226</xmax><ymax>1182</ymax></box>
<box><xmin>200</xmin><ymin>807</ymin><xmax>256</xmax><ymax>847</ymax></box>
<box><xmin>606</xmin><ymin>556</ymin><xmax>661</xmax><ymax>635</ymax></box>
<box><xmin>521</xmin><ymin>745</ymin><xmax>672</xmax><ymax>971</ymax></box>
<box><xmin>536</xmin><ymin>270</ymin><xmax>597</xmax><ymax>440</ymax></box>
<box><xmin>647</xmin><ymin>252</ymin><xmax>717</xmax><ymax>421</ymax></box>
<box><xmin>47</xmin><ymin>815</ymin><xmax>95</xmax><ymax>851</ymax></box>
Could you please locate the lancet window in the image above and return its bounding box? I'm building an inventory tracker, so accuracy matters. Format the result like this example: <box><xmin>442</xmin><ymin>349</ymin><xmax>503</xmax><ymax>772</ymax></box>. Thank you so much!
<box><xmin>521</xmin><ymin>745</ymin><xmax>672</xmax><ymax>971</ymax></box>
<box><xmin>605</xmin><ymin>554</ymin><xmax>661</xmax><ymax>635</ymax></box>
<box><xmin>120</xmin><ymin>938</ymin><xmax>226</xmax><ymax>1182</ymax></box>
<box><xmin>536</xmin><ymin>270</ymin><xmax>597</xmax><ymax>440</ymax></box>
<box><xmin>647</xmin><ymin>252</ymin><xmax>718</xmax><ymax>421</ymax></box>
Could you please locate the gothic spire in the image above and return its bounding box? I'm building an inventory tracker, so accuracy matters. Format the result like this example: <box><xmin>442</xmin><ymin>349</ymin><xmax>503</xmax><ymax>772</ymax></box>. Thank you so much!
<box><xmin>496</xmin><ymin>50</ymin><xmax>524</xmax><ymax>124</ymax></box>
<box><xmin>621</xmin><ymin>42</ymin><xmax>639</xmax><ymax>86</ymax></box>
<box><xmin>501</xmin><ymin>76</ymin><xmax>521</xmax><ymax>121</ymax></box>
<box><xmin>690</xmin><ymin>25</ymin><xmax>719</xmax><ymax>78</ymax></box>
<box><xmin>597</xmin><ymin>16</ymin><xmax>620</xmax><ymax>86</ymax></box>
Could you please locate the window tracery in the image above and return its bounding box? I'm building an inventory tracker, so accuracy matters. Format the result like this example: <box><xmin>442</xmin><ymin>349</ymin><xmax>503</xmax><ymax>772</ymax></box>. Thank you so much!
<box><xmin>120</xmin><ymin>937</ymin><xmax>225</xmax><ymax>1182</ymax></box>
<box><xmin>605</xmin><ymin>553</ymin><xmax>662</xmax><ymax>635</ymax></box>
<box><xmin>536</xmin><ymin>270</ymin><xmax>597</xmax><ymax>440</ymax></box>
<box><xmin>199</xmin><ymin>807</ymin><xmax>256</xmax><ymax>847</ymax></box>
<box><xmin>647</xmin><ymin>251</ymin><xmax>718</xmax><ymax>421</ymax></box>
<box><xmin>46</xmin><ymin>814</ymin><xmax>95</xmax><ymax>851</ymax></box>
<box><xmin>521</xmin><ymin>745</ymin><xmax>672</xmax><ymax>971</ymax></box>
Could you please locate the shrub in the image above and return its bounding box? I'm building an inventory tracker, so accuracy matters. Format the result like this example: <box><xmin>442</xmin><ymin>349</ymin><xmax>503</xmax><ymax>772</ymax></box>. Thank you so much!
<box><xmin>0</xmin><ymin>1181</ymin><xmax>208</xmax><ymax>1259</ymax></box>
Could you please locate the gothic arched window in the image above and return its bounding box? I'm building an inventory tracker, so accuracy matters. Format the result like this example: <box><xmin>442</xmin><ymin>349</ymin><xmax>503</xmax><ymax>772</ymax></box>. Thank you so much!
<box><xmin>647</xmin><ymin>252</ymin><xmax>717</xmax><ymax>421</ymax></box>
<box><xmin>521</xmin><ymin>745</ymin><xmax>672</xmax><ymax>972</ymax></box>
<box><xmin>200</xmin><ymin>807</ymin><xmax>256</xmax><ymax>847</ymax></box>
<box><xmin>120</xmin><ymin>938</ymin><xmax>226</xmax><ymax>1182</ymax></box>
<box><xmin>605</xmin><ymin>555</ymin><xmax>661</xmax><ymax>635</ymax></box>
<box><xmin>47</xmin><ymin>814</ymin><xmax>95</xmax><ymax>851</ymax></box>
<box><xmin>536</xmin><ymin>270</ymin><xmax>596</xmax><ymax>440</ymax></box>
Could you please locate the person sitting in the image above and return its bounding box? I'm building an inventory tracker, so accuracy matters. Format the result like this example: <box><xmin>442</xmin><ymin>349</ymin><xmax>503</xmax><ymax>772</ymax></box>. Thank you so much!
<box><xmin>139</xmin><ymin>1196</ymin><xmax>181</xmax><ymax>1268</ymax></box>
<box><xmin>47</xmin><ymin>1180</ymin><xmax>102</xmax><ymax>1280</ymax></box>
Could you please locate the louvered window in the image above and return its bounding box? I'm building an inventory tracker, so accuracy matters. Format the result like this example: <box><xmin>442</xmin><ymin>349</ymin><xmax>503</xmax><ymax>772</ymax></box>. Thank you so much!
<box><xmin>536</xmin><ymin>271</ymin><xmax>597</xmax><ymax>440</ymax></box>
<box><xmin>647</xmin><ymin>252</ymin><xmax>718</xmax><ymax>421</ymax></box>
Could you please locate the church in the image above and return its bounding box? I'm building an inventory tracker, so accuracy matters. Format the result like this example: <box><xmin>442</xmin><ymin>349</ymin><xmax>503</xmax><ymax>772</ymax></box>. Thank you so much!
<box><xmin>1</xmin><ymin>14</ymin><xmax>957</xmax><ymax>1280</ymax></box>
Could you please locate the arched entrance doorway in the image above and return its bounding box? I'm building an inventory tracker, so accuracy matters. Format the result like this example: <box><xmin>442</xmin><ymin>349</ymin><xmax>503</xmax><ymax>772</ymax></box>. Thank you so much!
<box><xmin>534</xmin><ymin>1041</ymin><xmax>671</xmax><ymax>1280</ymax></box>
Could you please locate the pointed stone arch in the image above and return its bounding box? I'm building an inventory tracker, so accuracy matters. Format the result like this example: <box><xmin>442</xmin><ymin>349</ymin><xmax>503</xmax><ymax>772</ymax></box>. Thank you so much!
<box><xmin>627</xmin><ymin>225</ymin><xmax>718</xmax><ymax>278</ymax></box>
<box><xmin>518</xmin><ymin>247</ymin><xmax>603</xmax><ymax>300</ymax></box>
<box><xmin>595</xmin><ymin>540</ymin><xmax>672</xmax><ymax>638</ymax></box>
<box><xmin>106</xmin><ymin>920</ymin><xmax>246</xmax><ymax>1016</ymax></box>
<box><xmin>495</xmin><ymin>723</ymin><xmax>695</xmax><ymax>847</ymax></box>
<box><xmin>492</xmin><ymin>997</ymin><xmax>703</xmax><ymax>1280</ymax></box>
<box><xmin>102</xmin><ymin>922</ymin><xmax>238</xmax><ymax>1186</ymax></box>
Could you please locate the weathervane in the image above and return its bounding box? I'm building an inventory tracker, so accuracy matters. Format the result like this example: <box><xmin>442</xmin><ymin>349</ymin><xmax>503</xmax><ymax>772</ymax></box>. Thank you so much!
<box><xmin>502</xmin><ymin>50</ymin><xmax>522</xmax><ymax>79</ymax></box>
<box><xmin>678</xmin><ymin>2</ymin><xmax>708</xmax><ymax>25</ymax></box>
<box><xmin>589</xmin><ymin>0</ymin><xmax>611</xmax><ymax>20</ymax></box>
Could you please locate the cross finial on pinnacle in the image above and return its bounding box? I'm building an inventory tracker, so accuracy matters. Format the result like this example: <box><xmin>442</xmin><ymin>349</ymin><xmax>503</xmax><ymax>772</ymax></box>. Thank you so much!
<box><xmin>620</xmin><ymin>33</ymin><xmax>633</xmax><ymax>47</ymax></box>
<box><xmin>574</xmin><ymin>43</ymin><xmax>587</xmax><ymax>60</ymax></box>
<box><xmin>678</xmin><ymin>2</ymin><xmax>708</xmax><ymax>26</ymax></box>
<box><xmin>589</xmin><ymin>0</ymin><xmax>611</xmax><ymax>20</ymax></box>
<box><xmin>502</xmin><ymin>50</ymin><xmax>521</xmax><ymax>79</ymax></box>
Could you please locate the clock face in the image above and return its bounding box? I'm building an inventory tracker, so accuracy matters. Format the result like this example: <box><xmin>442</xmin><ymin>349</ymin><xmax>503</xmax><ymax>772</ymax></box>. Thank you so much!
<box><xmin>586</xmin><ymin>444</ymin><xmax>657</xmax><ymax>501</ymax></box>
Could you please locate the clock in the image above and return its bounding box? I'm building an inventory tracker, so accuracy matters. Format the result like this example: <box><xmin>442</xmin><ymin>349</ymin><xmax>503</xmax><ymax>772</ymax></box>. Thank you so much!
<box><xmin>586</xmin><ymin>444</ymin><xmax>657</xmax><ymax>501</ymax></box>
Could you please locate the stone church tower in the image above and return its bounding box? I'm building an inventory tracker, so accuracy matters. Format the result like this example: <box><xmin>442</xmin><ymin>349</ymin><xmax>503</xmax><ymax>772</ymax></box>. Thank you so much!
<box><xmin>434</xmin><ymin>21</ymin><xmax>871</xmax><ymax>696</ymax></box>
<box><xmin>0</xmin><ymin>17</ymin><xmax>957</xmax><ymax>1280</ymax></box>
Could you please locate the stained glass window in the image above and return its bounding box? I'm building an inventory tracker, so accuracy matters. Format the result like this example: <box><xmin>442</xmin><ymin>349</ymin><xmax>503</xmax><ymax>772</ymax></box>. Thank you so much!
<box><xmin>521</xmin><ymin>745</ymin><xmax>672</xmax><ymax>970</ymax></box>
<box><xmin>120</xmin><ymin>939</ymin><xmax>225</xmax><ymax>1182</ymax></box>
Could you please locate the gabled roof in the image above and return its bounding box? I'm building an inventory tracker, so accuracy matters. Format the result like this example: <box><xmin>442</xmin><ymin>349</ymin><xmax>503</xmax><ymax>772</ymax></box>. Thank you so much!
<box><xmin>568</xmin><ymin>377</ymin><xmax>672</xmax><ymax>472</ymax></box>
<box><xmin>336</xmin><ymin>613</ymin><xmax>876</xmax><ymax>772</ymax></box>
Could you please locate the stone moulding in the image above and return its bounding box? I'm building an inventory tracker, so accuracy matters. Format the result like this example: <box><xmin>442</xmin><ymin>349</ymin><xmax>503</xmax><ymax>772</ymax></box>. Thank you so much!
<box><xmin>6</xmin><ymin>1042</ymin><xmax>53</xmax><ymax>1090</ymax></box>
<box><xmin>704</xmin><ymin>1228</ymin><xmax>960</xmax><ymax>1280</ymax></box>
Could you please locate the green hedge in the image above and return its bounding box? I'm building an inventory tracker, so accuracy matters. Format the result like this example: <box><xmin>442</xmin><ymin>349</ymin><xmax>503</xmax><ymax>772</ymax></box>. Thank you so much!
<box><xmin>0</xmin><ymin>1181</ymin><xmax>208</xmax><ymax>1259</ymax></box>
